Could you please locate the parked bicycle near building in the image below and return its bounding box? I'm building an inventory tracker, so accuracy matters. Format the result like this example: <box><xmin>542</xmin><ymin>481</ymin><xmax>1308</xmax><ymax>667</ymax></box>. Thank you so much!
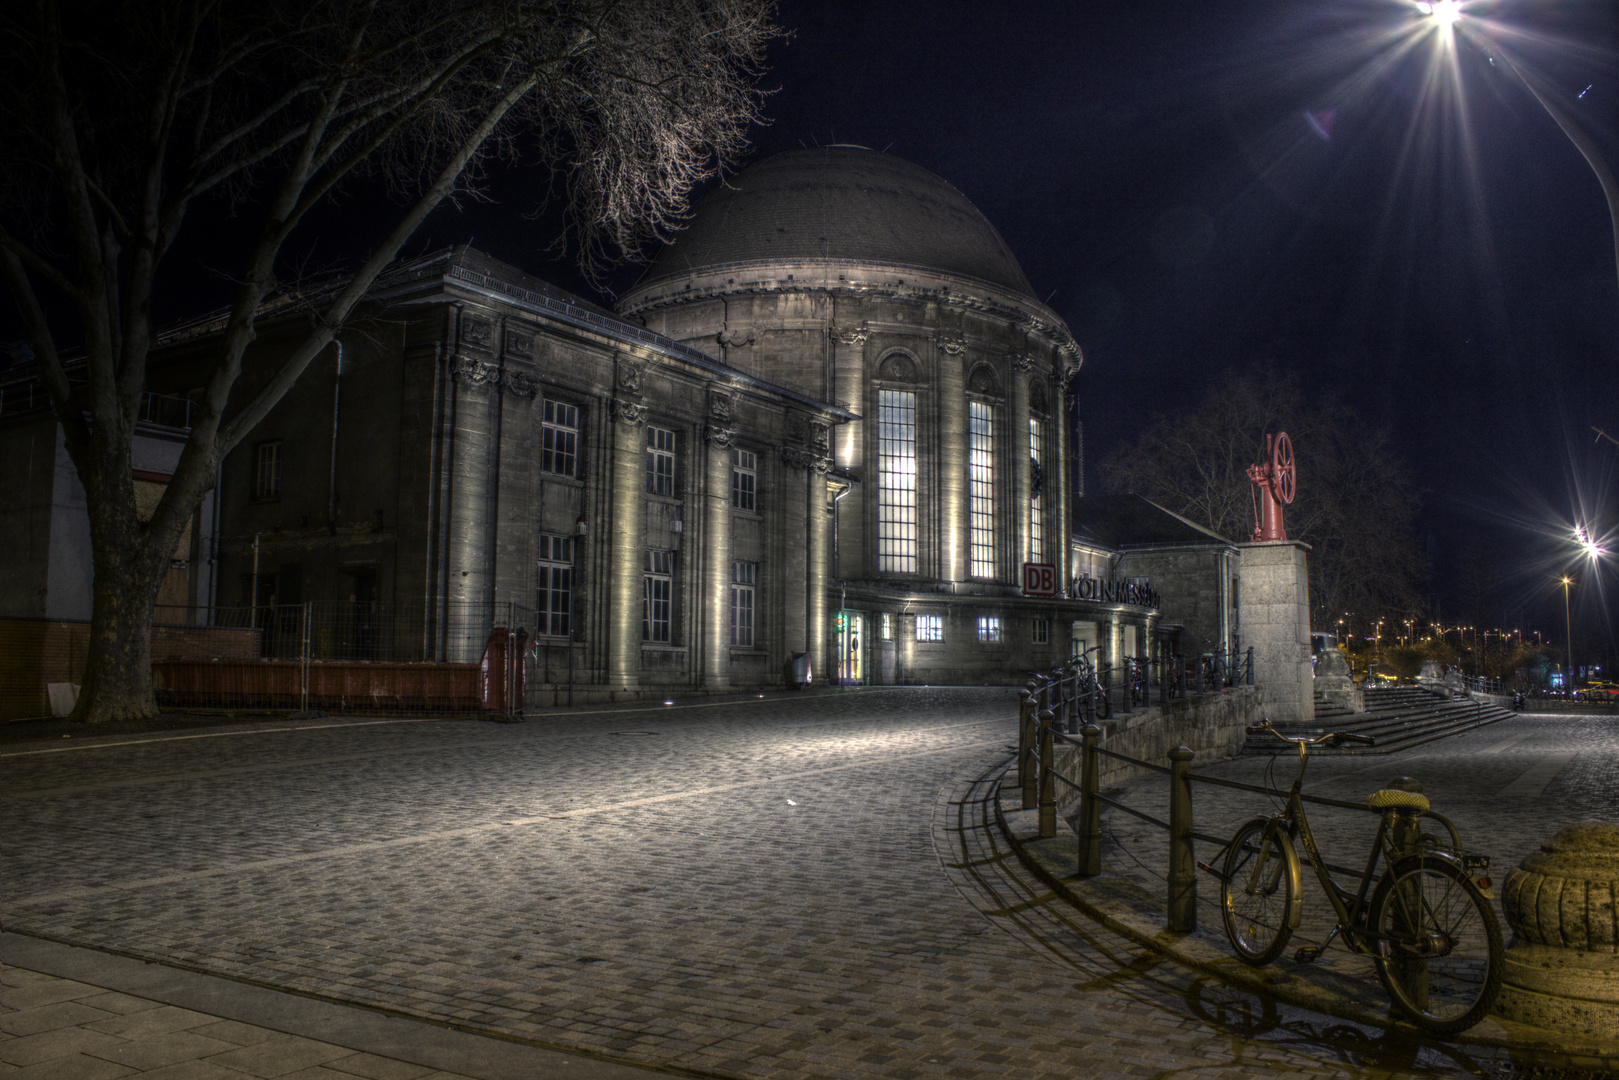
<box><xmin>1208</xmin><ymin>720</ymin><xmax>1503</xmax><ymax>1034</ymax></box>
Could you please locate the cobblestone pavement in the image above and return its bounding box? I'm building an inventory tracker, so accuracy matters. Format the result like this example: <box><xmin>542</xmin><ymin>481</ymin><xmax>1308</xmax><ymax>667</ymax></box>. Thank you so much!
<box><xmin>1090</xmin><ymin>712</ymin><xmax>1619</xmax><ymax>1025</ymax></box>
<box><xmin>0</xmin><ymin>690</ymin><xmax>1589</xmax><ymax>1079</ymax></box>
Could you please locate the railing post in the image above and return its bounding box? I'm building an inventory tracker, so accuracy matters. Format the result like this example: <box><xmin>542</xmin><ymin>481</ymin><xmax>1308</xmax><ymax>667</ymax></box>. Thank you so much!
<box><xmin>1076</xmin><ymin>723</ymin><xmax>1102</xmax><ymax>876</ymax></box>
<box><xmin>1038</xmin><ymin>709</ymin><xmax>1057</xmax><ymax>838</ymax></box>
<box><xmin>1019</xmin><ymin>687</ymin><xmax>1037</xmax><ymax>810</ymax></box>
<box><xmin>1167</xmin><ymin>745</ymin><xmax>1197</xmax><ymax>932</ymax></box>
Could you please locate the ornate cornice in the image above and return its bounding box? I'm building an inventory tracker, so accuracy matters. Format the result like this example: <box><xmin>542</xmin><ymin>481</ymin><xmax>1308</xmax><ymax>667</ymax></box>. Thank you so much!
<box><xmin>779</xmin><ymin>446</ymin><xmax>833</xmax><ymax>472</ymax></box>
<box><xmin>610</xmin><ymin>398</ymin><xmax>648</xmax><ymax>426</ymax></box>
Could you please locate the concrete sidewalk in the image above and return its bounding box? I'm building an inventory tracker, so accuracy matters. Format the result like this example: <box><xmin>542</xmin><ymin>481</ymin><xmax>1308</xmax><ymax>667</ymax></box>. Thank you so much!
<box><xmin>0</xmin><ymin>935</ymin><xmax>663</xmax><ymax>1080</ymax></box>
<box><xmin>996</xmin><ymin>710</ymin><xmax>1619</xmax><ymax>1074</ymax></box>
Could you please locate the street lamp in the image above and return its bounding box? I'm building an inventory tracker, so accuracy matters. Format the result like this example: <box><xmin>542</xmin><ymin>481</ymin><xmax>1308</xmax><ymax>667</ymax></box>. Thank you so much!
<box><xmin>1561</xmin><ymin>576</ymin><xmax>1574</xmax><ymax>686</ymax></box>
<box><xmin>1419</xmin><ymin>2</ymin><xmax>1619</xmax><ymax>295</ymax></box>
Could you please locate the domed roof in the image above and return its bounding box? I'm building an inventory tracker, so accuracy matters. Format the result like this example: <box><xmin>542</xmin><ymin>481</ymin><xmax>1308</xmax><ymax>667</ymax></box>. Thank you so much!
<box><xmin>637</xmin><ymin>146</ymin><xmax>1035</xmax><ymax>298</ymax></box>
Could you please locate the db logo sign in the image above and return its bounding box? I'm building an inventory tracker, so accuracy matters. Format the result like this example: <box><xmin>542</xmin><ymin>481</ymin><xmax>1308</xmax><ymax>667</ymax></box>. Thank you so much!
<box><xmin>1021</xmin><ymin>562</ymin><xmax>1057</xmax><ymax>598</ymax></box>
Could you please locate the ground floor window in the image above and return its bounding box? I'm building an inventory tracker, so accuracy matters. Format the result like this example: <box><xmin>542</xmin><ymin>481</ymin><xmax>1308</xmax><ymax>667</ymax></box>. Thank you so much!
<box><xmin>536</xmin><ymin>534</ymin><xmax>574</xmax><ymax>637</ymax></box>
<box><xmin>916</xmin><ymin>614</ymin><xmax>943</xmax><ymax>642</ymax></box>
<box><xmin>643</xmin><ymin>549</ymin><xmax>673</xmax><ymax>642</ymax></box>
<box><xmin>1032</xmin><ymin>618</ymin><xmax>1050</xmax><ymax>644</ymax></box>
<box><xmin>977</xmin><ymin>616</ymin><xmax>1002</xmax><ymax>643</ymax></box>
<box><xmin>731</xmin><ymin>561</ymin><xmax>756</xmax><ymax>646</ymax></box>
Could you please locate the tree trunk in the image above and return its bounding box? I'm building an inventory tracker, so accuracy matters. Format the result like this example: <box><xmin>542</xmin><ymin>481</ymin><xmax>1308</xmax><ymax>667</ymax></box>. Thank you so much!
<box><xmin>69</xmin><ymin>471</ymin><xmax>175</xmax><ymax>724</ymax></box>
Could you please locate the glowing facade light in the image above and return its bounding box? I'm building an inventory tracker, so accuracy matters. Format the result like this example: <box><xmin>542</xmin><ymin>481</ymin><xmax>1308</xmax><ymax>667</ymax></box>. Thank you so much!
<box><xmin>1416</xmin><ymin>0</ymin><xmax>1463</xmax><ymax>27</ymax></box>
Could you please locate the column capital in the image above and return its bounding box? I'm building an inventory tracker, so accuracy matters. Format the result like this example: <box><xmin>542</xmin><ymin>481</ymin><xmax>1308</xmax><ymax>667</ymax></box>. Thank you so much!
<box><xmin>704</xmin><ymin>425</ymin><xmax>737</xmax><ymax>448</ymax></box>
<box><xmin>610</xmin><ymin>398</ymin><xmax>648</xmax><ymax>426</ymax></box>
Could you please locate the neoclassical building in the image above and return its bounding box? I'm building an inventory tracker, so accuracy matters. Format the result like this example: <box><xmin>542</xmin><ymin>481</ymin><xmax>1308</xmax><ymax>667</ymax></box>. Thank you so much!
<box><xmin>3</xmin><ymin>146</ymin><xmax>1253</xmax><ymax>714</ymax></box>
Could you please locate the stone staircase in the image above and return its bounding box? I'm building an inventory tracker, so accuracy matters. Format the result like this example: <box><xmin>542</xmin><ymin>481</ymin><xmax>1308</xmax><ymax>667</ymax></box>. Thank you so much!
<box><xmin>1242</xmin><ymin>685</ymin><xmax>1514</xmax><ymax>755</ymax></box>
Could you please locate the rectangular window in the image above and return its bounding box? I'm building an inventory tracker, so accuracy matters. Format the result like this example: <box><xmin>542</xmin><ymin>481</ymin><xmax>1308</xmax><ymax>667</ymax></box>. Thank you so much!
<box><xmin>1029</xmin><ymin>416</ymin><xmax>1044</xmax><ymax>564</ymax></box>
<box><xmin>647</xmin><ymin>427</ymin><xmax>675</xmax><ymax>496</ymax></box>
<box><xmin>542</xmin><ymin>400</ymin><xmax>578</xmax><ymax>477</ymax></box>
<box><xmin>536</xmin><ymin>535</ymin><xmax>574</xmax><ymax>637</ymax></box>
<box><xmin>732</xmin><ymin>448</ymin><xmax>757</xmax><ymax>511</ymax></box>
<box><xmin>915</xmin><ymin>614</ymin><xmax>943</xmax><ymax>642</ymax></box>
<box><xmin>643</xmin><ymin>549</ymin><xmax>673</xmax><ymax>643</ymax></box>
<box><xmin>977</xmin><ymin>616</ymin><xmax>1003</xmax><ymax>643</ymax></box>
<box><xmin>878</xmin><ymin>389</ymin><xmax>918</xmax><ymax>573</ymax></box>
<box><xmin>254</xmin><ymin>440</ymin><xmax>282</xmax><ymax>501</ymax></box>
<box><xmin>1032</xmin><ymin>618</ymin><xmax>1050</xmax><ymax>645</ymax></box>
<box><xmin>969</xmin><ymin>401</ymin><xmax>995</xmax><ymax>578</ymax></box>
<box><xmin>881</xmin><ymin>613</ymin><xmax>893</xmax><ymax>641</ymax></box>
<box><xmin>730</xmin><ymin>561</ymin><xmax>756</xmax><ymax>647</ymax></box>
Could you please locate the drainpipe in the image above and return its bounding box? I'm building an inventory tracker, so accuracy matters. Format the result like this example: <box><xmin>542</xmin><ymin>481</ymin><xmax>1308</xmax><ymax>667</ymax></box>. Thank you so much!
<box><xmin>327</xmin><ymin>339</ymin><xmax>343</xmax><ymax>526</ymax></box>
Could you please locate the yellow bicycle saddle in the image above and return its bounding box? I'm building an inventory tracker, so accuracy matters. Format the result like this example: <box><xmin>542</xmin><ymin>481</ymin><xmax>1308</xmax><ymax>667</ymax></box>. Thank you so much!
<box><xmin>1366</xmin><ymin>789</ymin><xmax>1431</xmax><ymax>812</ymax></box>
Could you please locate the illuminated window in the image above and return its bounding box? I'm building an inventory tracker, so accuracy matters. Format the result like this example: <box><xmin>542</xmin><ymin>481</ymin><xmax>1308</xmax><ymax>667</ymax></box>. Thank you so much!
<box><xmin>881</xmin><ymin>613</ymin><xmax>893</xmax><ymax>641</ymax></box>
<box><xmin>643</xmin><ymin>549</ymin><xmax>673</xmax><ymax>642</ymax></box>
<box><xmin>536</xmin><ymin>535</ymin><xmax>573</xmax><ymax>637</ymax></box>
<box><xmin>1029</xmin><ymin>416</ymin><xmax>1045</xmax><ymax>563</ymax></box>
<box><xmin>1032</xmin><ymin>618</ymin><xmax>1050</xmax><ymax>644</ymax></box>
<box><xmin>253</xmin><ymin>440</ymin><xmax>282</xmax><ymax>501</ymax></box>
<box><xmin>732</xmin><ymin>448</ymin><xmax>756</xmax><ymax>511</ymax></box>
<box><xmin>916</xmin><ymin>614</ymin><xmax>943</xmax><ymax>642</ymax></box>
<box><xmin>977</xmin><ymin>616</ymin><xmax>1002</xmax><ymax>643</ymax></box>
<box><xmin>878</xmin><ymin>389</ymin><xmax>918</xmax><ymax>573</ymax></box>
<box><xmin>647</xmin><ymin>427</ymin><xmax>675</xmax><ymax>495</ymax></box>
<box><xmin>542</xmin><ymin>400</ymin><xmax>578</xmax><ymax>477</ymax></box>
<box><xmin>969</xmin><ymin>400</ymin><xmax>995</xmax><ymax>578</ymax></box>
<box><xmin>731</xmin><ymin>561</ymin><xmax>756</xmax><ymax>646</ymax></box>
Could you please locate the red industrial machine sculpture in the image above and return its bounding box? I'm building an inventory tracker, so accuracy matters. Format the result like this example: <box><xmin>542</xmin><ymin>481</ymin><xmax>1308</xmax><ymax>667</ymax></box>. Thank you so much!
<box><xmin>1248</xmin><ymin>431</ymin><xmax>1296</xmax><ymax>542</ymax></box>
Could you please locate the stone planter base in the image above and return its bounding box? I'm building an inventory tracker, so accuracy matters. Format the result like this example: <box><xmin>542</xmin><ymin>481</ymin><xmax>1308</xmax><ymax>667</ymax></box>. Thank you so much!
<box><xmin>1499</xmin><ymin>943</ymin><xmax>1619</xmax><ymax>1037</ymax></box>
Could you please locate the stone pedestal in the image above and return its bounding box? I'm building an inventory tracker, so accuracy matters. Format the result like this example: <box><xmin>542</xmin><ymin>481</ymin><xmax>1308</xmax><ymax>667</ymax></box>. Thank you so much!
<box><xmin>1314</xmin><ymin>646</ymin><xmax>1362</xmax><ymax>713</ymax></box>
<box><xmin>1498</xmin><ymin>820</ymin><xmax>1619</xmax><ymax>1036</ymax></box>
<box><xmin>1236</xmin><ymin>540</ymin><xmax>1313</xmax><ymax>727</ymax></box>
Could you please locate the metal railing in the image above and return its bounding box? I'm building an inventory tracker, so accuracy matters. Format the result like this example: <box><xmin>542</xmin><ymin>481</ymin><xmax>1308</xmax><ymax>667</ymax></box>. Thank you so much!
<box><xmin>1025</xmin><ymin>712</ymin><xmax>1382</xmax><ymax>933</ymax></box>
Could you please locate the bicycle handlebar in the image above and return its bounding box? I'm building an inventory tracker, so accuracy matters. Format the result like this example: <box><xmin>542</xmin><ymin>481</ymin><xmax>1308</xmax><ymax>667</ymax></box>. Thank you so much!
<box><xmin>1246</xmin><ymin>720</ymin><xmax>1377</xmax><ymax>747</ymax></box>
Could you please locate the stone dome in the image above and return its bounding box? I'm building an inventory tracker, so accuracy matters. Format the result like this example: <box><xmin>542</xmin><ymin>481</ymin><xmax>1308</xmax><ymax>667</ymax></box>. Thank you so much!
<box><xmin>637</xmin><ymin>146</ymin><xmax>1036</xmax><ymax>298</ymax></box>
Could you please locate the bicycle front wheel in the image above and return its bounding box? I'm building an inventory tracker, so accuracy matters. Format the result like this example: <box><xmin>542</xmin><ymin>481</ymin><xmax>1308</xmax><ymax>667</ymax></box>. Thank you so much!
<box><xmin>1220</xmin><ymin>818</ymin><xmax>1300</xmax><ymax>965</ymax></box>
<box><xmin>1369</xmin><ymin>856</ymin><xmax>1503</xmax><ymax>1035</ymax></box>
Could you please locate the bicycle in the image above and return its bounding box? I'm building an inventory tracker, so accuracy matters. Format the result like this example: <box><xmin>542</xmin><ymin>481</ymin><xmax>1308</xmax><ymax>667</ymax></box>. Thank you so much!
<box><xmin>1207</xmin><ymin>720</ymin><xmax>1503</xmax><ymax>1034</ymax></box>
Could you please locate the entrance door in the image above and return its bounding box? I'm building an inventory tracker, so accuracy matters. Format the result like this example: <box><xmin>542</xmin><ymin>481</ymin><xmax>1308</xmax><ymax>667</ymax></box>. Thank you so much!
<box><xmin>838</xmin><ymin>611</ymin><xmax>864</xmax><ymax>685</ymax></box>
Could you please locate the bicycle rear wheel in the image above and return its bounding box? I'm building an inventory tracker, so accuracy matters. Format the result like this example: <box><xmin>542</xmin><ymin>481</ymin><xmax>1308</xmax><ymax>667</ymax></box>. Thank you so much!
<box><xmin>1220</xmin><ymin>818</ymin><xmax>1300</xmax><ymax>965</ymax></box>
<box><xmin>1369</xmin><ymin>856</ymin><xmax>1503</xmax><ymax>1034</ymax></box>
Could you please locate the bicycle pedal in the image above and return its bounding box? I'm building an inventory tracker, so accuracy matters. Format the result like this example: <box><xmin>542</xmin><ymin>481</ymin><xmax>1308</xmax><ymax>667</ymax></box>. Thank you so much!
<box><xmin>1293</xmin><ymin>946</ymin><xmax>1324</xmax><ymax>964</ymax></box>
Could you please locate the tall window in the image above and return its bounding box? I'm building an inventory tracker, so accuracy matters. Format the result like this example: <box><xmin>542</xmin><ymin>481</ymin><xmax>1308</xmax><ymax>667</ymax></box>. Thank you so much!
<box><xmin>542</xmin><ymin>400</ymin><xmax>578</xmax><ymax>477</ymax></box>
<box><xmin>916</xmin><ymin>614</ymin><xmax>943</xmax><ymax>642</ymax></box>
<box><xmin>732</xmin><ymin>448</ymin><xmax>756</xmax><ymax>511</ymax></box>
<box><xmin>730</xmin><ymin>561</ymin><xmax>756</xmax><ymax>646</ymax></box>
<box><xmin>536</xmin><ymin>535</ymin><xmax>573</xmax><ymax>637</ymax></box>
<box><xmin>969</xmin><ymin>400</ymin><xmax>995</xmax><ymax>578</ymax></box>
<box><xmin>254</xmin><ymin>440</ymin><xmax>282</xmax><ymax>501</ymax></box>
<box><xmin>647</xmin><ymin>427</ymin><xmax>675</xmax><ymax>495</ymax></box>
<box><xmin>1032</xmin><ymin>617</ymin><xmax>1050</xmax><ymax>644</ymax></box>
<box><xmin>643</xmin><ymin>549</ymin><xmax>673</xmax><ymax>642</ymax></box>
<box><xmin>1029</xmin><ymin>416</ymin><xmax>1045</xmax><ymax>563</ymax></box>
<box><xmin>878</xmin><ymin>389</ymin><xmax>918</xmax><ymax>573</ymax></box>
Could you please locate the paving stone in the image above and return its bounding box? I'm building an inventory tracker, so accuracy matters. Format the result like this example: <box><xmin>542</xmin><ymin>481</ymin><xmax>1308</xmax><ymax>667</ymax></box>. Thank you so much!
<box><xmin>7</xmin><ymin>1051</ymin><xmax>136</xmax><ymax>1080</ymax></box>
<box><xmin>88</xmin><ymin>1030</ymin><xmax>241</xmax><ymax>1070</ymax></box>
<box><xmin>1</xmin><ymin>692</ymin><xmax>1598</xmax><ymax>1079</ymax></box>
<box><xmin>0</xmin><ymin>1000</ymin><xmax>119</xmax><ymax>1037</ymax></box>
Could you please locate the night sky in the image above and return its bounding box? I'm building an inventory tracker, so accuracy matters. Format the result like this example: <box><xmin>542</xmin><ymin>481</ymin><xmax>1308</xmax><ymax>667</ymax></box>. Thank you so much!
<box><xmin>10</xmin><ymin>0</ymin><xmax>1618</xmax><ymax>664</ymax></box>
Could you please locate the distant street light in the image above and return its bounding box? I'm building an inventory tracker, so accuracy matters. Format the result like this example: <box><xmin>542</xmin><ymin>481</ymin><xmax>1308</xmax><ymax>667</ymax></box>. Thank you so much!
<box><xmin>1561</xmin><ymin>576</ymin><xmax>1574</xmax><ymax>684</ymax></box>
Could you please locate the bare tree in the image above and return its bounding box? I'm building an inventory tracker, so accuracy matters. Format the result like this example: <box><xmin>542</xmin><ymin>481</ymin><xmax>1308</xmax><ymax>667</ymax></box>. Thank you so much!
<box><xmin>0</xmin><ymin>0</ymin><xmax>776</xmax><ymax>722</ymax></box>
<box><xmin>1099</xmin><ymin>365</ymin><xmax>1425</xmax><ymax>630</ymax></box>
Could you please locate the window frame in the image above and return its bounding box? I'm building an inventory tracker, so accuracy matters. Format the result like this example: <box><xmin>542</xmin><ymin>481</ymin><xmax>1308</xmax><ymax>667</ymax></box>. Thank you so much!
<box><xmin>977</xmin><ymin>616</ymin><xmax>1003</xmax><ymax>643</ymax></box>
<box><xmin>541</xmin><ymin>399</ymin><xmax>579</xmax><ymax>478</ymax></box>
<box><xmin>730</xmin><ymin>561</ymin><xmax>757</xmax><ymax>647</ymax></box>
<box><xmin>732</xmin><ymin>448</ymin><xmax>757</xmax><ymax>511</ymax></box>
<box><xmin>968</xmin><ymin>399</ymin><xmax>996</xmax><ymax>579</ymax></box>
<box><xmin>877</xmin><ymin>388</ymin><xmax>919</xmax><ymax>574</ymax></box>
<box><xmin>253</xmin><ymin>439</ymin><xmax>282</xmax><ymax>502</ymax></box>
<box><xmin>1032</xmin><ymin>617</ymin><xmax>1050</xmax><ymax>645</ymax></box>
<box><xmin>915</xmin><ymin>614</ymin><xmax>944</xmax><ymax>642</ymax></box>
<box><xmin>536</xmin><ymin>534</ymin><xmax>574</xmax><ymax>638</ymax></box>
<box><xmin>643</xmin><ymin>548</ymin><xmax>674</xmax><ymax>643</ymax></box>
<box><xmin>647</xmin><ymin>426</ymin><xmax>676</xmax><ymax>496</ymax></box>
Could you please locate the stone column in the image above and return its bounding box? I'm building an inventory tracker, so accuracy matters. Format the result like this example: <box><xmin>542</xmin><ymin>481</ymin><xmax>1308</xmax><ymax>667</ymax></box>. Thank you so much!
<box><xmin>937</xmin><ymin>333</ymin><xmax>968</xmax><ymax>582</ymax></box>
<box><xmin>831</xmin><ymin>325</ymin><xmax>867</xmax><ymax>578</ymax></box>
<box><xmin>807</xmin><ymin>462</ymin><xmax>831</xmax><ymax>686</ymax></box>
<box><xmin>1236</xmin><ymin>540</ymin><xmax>1313</xmax><ymax>726</ymax></box>
<box><xmin>607</xmin><ymin>376</ymin><xmax>647</xmax><ymax>691</ymax></box>
<box><xmin>700</xmin><ymin>391</ymin><xmax>736</xmax><ymax>691</ymax></box>
<box><xmin>1053</xmin><ymin>374</ymin><xmax>1072</xmax><ymax>593</ymax></box>
<box><xmin>1010</xmin><ymin>356</ymin><xmax>1032</xmax><ymax>571</ymax></box>
<box><xmin>444</xmin><ymin>347</ymin><xmax>500</xmax><ymax>663</ymax></box>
